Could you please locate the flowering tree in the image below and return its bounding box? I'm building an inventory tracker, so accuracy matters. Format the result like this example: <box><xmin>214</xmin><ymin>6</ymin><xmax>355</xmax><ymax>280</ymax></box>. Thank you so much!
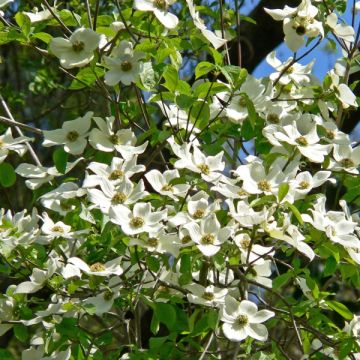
<box><xmin>0</xmin><ymin>0</ymin><xmax>360</xmax><ymax>359</ymax></box>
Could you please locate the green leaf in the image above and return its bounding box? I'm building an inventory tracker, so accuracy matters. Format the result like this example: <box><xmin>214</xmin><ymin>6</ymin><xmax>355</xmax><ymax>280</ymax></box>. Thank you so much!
<box><xmin>146</xmin><ymin>256</ymin><xmax>160</xmax><ymax>272</ymax></box>
<box><xmin>220</xmin><ymin>65</ymin><xmax>247</xmax><ymax>89</ymax></box>
<box><xmin>154</xmin><ymin>303</ymin><xmax>176</xmax><ymax>330</ymax></box>
<box><xmin>190</xmin><ymin>101</ymin><xmax>210</xmax><ymax>130</ymax></box>
<box><xmin>325</xmin><ymin>300</ymin><xmax>353</xmax><ymax>320</ymax></box>
<box><xmin>278</xmin><ymin>183</ymin><xmax>289</xmax><ymax>202</ymax></box>
<box><xmin>240</xmin><ymin>15</ymin><xmax>257</xmax><ymax>25</ymax></box>
<box><xmin>52</xmin><ymin>148</ymin><xmax>68</xmax><ymax>174</ymax></box>
<box><xmin>0</xmin><ymin>349</ymin><xmax>14</xmax><ymax>360</ymax></box>
<box><xmin>69</xmin><ymin>67</ymin><xmax>104</xmax><ymax>90</ymax></box>
<box><xmin>242</xmin><ymin>94</ymin><xmax>257</xmax><ymax>129</ymax></box>
<box><xmin>162</xmin><ymin>65</ymin><xmax>179</xmax><ymax>92</ymax></box>
<box><xmin>195</xmin><ymin>61</ymin><xmax>215</xmax><ymax>79</ymax></box>
<box><xmin>32</xmin><ymin>32</ymin><xmax>53</xmax><ymax>44</ymax></box>
<box><xmin>339</xmin><ymin>338</ymin><xmax>356</xmax><ymax>360</ymax></box>
<box><xmin>15</xmin><ymin>13</ymin><xmax>31</xmax><ymax>37</ymax></box>
<box><xmin>150</xmin><ymin>313</ymin><xmax>160</xmax><ymax>334</ymax></box>
<box><xmin>13</xmin><ymin>324</ymin><xmax>29</xmax><ymax>342</ymax></box>
<box><xmin>0</xmin><ymin>163</ymin><xmax>16</xmax><ymax>187</ymax></box>
<box><xmin>208</xmin><ymin>47</ymin><xmax>223</xmax><ymax>65</ymax></box>
<box><xmin>192</xmin><ymin>314</ymin><xmax>209</xmax><ymax>335</ymax></box>
<box><xmin>83</xmin><ymin>303</ymin><xmax>97</xmax><ymax>315</ymax></box>
<box><xmin>285</xmin><ymin>201</ymin><xmax>304</xmax><ymax>224</ymax></box>
<box><xmin>193</xmin><ymin>82</ymin><xmax>228</xmax><ymax>99</ymax></box>
<box><xmin>180</xmin><ymin>254</ymin><xmax>191</xmax><ymax>274</ymax></box>
<box><xmin>323</xmin><ymin>257</ymin><xmax>337</xmax><ymax>277</ymax></box>
<box><xmin>273</xmin><ymin>272</ymin><xmax>292</xmax><ymax>290</ymax></box>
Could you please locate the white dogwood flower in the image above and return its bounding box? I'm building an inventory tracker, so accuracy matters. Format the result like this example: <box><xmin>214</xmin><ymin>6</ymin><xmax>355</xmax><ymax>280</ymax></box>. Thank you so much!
<box><xmin>63</xmin><ymin>256</ymin><xmax>123</xmax><ymax>278</ymax></box>
<box><xmin>42</xmin><ymin>112</ymin><xmax>93</xmax><ymax>155</ymax></box>
<box><xmin>104</xmin><ymin>41</ymin><xmax>144</xmax><ymax>86</ymax></box>
<box><xmin>227</xmin><ymin>199</ymin><xmax>268</xmax><ymax>228</ymax></box>
<box><xmin>186</xmin><ymin>284</ymin><xmax>228</xmax><ymax>307</ymax></box>
<box><xmin>129</xmin><ymin>229</ymin><xmax>179</xmax><ymax>257</ymax></box>
<box><xmin>0</xmin><ymin>128</ymin><xmax>31</xmax><ymax>163</ymax></box>
<box><xmin>15</xmin><ymin>258</ymin><xmax>57</xmax><ymax>294</ymax></box>
<box><xmin>214</xmin><ymin>76</ymin><xmax>269</xmax><ymax>124</ymax></box>
<box><xmin>234</xmin><ymin>233</ymin><xmax>274</xmax><ymax>265</ymax></box>
<box><xmin>134</xmin><ymin>0</ymin><xmax>178</xmax><ymax>29</ymax></box>
<box><xmin>145</xmin><ymin>169</ymin><xmax>190</xmax><ymax>199</ymax></box>
<box><xmin>329</xmin><ymin>70</ymin><xmax>358</xmax><ymax>109</ymax></box>
<box><xmin>326</xmin><ymin>13</ymin><xmax>355</xmax><ymax>42</ymax></box>
<box><xmin>265</xmin><ymin>0</ymin><xmax>323</xmax><ymax>52</ymax></box>
<box><xmin>109</xmin><ymin>202</ymin><xmax>167</xmax><ymax>235</ymax></box>
<box><xmin>0</xmin><ymin>0</ymin><xmax>13</xmax><ymax>8</ymax></box>
<box><xmin>16</xmin><ymin>158</ymin><xmax>82</xmax><ymax>190</ymax></box>
<box><xmin>87</xmin><ymin>177</ymin><xmax>148</xmax><ymax>213</ymax></box>
<box><xmin>49</xmin><ymin>28</ymin><xmax>100</xmax><ymax>69</ymax></box>
<box><xmin>89</xmin><ymin>116</ymin><xmax>148</xmax><ymax>158</ymax></box>
<box><xmin>329</xmin><ymin>144</ymin><xmax>360</xmax><ymax>174</ymax></box>
<box><xmin>83</xmin><ymin>156</ymin><xmax>145</xmax><ymax>188</ymax></box>
<box><xmin>186</xmin><ymin>0</ymin><xmax>226</xmax><ymax>49</ymax></box>
<box><xmin>184</xmin><ymin>214</ymin><xmax>232</xmax><ymax>256</ymax></box>
<box><xmin>83</xmin><ymin>277</ymin><xmax>122</xmax><ymax>315</ymax></box>
<box><xmin>169</xmin><ymin>137</ymin><xmax>224</xmax><ymax>182</ymax></box>
<box><xmin>221</xmin><ymin>296</ymin><xmax>274</xmax><ymax>342</ymax></box>
<box><xmin>266</xmin><ymin>51</ymin><xmax>314</xmax><ymax>85</ymax></box>
<box><xmin>268</xmin><ymin>121</ymin><xmax>331</xmax><ymax>163</ymax></box>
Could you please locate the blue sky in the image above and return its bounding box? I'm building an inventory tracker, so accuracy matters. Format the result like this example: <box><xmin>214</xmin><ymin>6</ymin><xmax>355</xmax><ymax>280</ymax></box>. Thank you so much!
<box><xmin>241</xmin><ymin>0</ymin><xmax>347</xmax><ymax>79</ymax></box>
<box><xmin>241</xmin><ymin>0</ymin><xmax>360</xmax><ymax>139</ymax></box>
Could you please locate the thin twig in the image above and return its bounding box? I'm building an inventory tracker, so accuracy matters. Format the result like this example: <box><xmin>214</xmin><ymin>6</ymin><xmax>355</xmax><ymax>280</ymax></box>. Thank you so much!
<box><xmin>0</xmin><ymin>95</ymin><xmax>42</xmax><ymax>166</ymax></box>
<box><xmin>0</xmin><ymin>116</ymin><xmax>42</xmax><ymax>135</ymax></box>
<box><xmin>93</xmin><ymin>0</ymin><xmax>100</xmax><ymax>30</ymax></box>
<box><xmin>85</xmin><ymin>0</ymin><xmax>93</xmax><ymax>29</ymax></box>
<box><xmin>42</xmin><ymin>0</ymin><xmax>72</xmax><ymax>36</ymax></box>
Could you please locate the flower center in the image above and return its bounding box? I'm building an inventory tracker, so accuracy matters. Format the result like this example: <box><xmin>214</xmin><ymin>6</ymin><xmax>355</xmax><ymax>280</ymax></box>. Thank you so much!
<box><xmin>295</xmin><ymin>25</ymin><xmax>306</xmax><ymax>35</ymax></box>
<box><xmin>51</xmin><ymin>225</ymin><xmax>64</xmax><ymax>233</ymax></box>
<box><xmin>112</xmin><ymin>192</ymin><xmax>127</xmax><ymax>204</ymax></box>
<box><xmin>202</xmin><ymin>292</ymin><xmax>215</xmax><ymax>301</ymax></box>
<box><xmin>267</xmin><ymin>113</ymin><xmax>279</xmax><ymax>124</ymax></box>
<box><xmin>90</xmin><ymin>262</ymin><xmax>106</xmax><ymax>272</ymax></box>
<box><xmin>121</xmin><ymin>60</ymin><xmax>132</xmax><ymax>72</ymax></box>
<box><xmin>257</xmin><ymin>180</ymin><xmax>271</xmax><ymax>192</ymax></box>
<box><xmin>109</xmin><ymin>170</ymin><xmax>124</xmax><ymax>180</ymax></box>
<box><xmin>236</xmin><ymin>314</ymin><xmax>249</xmax><ymax>327</ymax></box>
<box><xmin>296</xmin><ymin>136</ymin><xmax>308</xmax><ymax>146</ymax></box>
<box><xmin>0</xmin><ymin>139</ymin><xmax>4</xmax><ymax>148</ymax></box>
<box><xmin>60</xmin><ymin>201</ymin><xmax>71</xmax><ymax>211</ymax></box>
<box><xmin>299</xmin><ymin>181</ymin><xmax>310</xmax><ymax>189</ymax></box>
<box><xmin>341</xmin><ymin>158</ymin><xmax>354</xmax><ymax>168</ymax></box>
<box><xmin>147</xmin><ymin>237</ymin><xmax>159</xmax><ymax>247</ymax></box>
<box><xmin>200</xmin><ymin>234</ymin><xmax>215</xmax><ymax>245</ymax></box>
<box><xmin>181</xmin><ymin>235</ymin><xmax>192</xmax><ymax>244</ymax></box>
<box><xmin>240</xmin><ymin>238</ymin><xmax>251</xmax><ymax>249</ymax></box>
<box><xmin>193</xmin><ymin>209</ymin><xmax>205</xmax><ymax>219</ymax></box>
<box><xmin>162</xmin><ymin>184</ymin><xmax>173</xmax><ymax>192</ymax></box>
<box><xmin>109</xmin><ymin>134</ymin><xmax>121</xmax><ymax>145</ymax></box>
<box><xmin>198</xmin><ymin>163</ymin><xmax>210</xmax><ymax>175</ymax></box>
<box><xmin>286</xmin><ymin>66</ymin><xmax>294</xmax><ymax>73</ymax></box>
<box><xmin>326</xmin><ymin>129</ymin><xmax>335</xmax><ymax>140</ymax></box>
<box><xmin>103</xmin><ymin>289</ymin><xmax>113</xmax><ymax>301</ymax></box>
<box><xmin>154</xmin><ymin>0</ymin><xmax>167</xmax><ymax>10</ymax></box>
<box><xmin>238</xmin><ymin>96</ymin><xmax>247</xmax><ymax>107</ymax></box>
<box><xmin>130</xmin><ymin>216</ymin><xmax>144</xmax><ymax>228</ymax></box>
<box><xmin>66</xmin><ymin>131</ymin><xmax>79</xmax><ymax>142</ymax></box>
<box><xmin>237</xmin><ymin>189</ymin><xmax>248</xmax><ymax>197</ymax></box>
<box><xmin>72</xmin><ymin>40</ymin><xmax>85</xmax><ymax>52</ymax></box>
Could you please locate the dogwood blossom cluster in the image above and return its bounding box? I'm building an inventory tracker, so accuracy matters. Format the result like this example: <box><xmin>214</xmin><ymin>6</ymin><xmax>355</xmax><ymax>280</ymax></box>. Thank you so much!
<box><xmin>0</xmin><ymin>0</ymin><xmax>360</xmax><ymax>359</ymax></box>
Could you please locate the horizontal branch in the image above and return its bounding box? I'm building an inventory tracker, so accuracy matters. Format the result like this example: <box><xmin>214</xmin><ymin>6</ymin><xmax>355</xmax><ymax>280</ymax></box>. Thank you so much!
<box><xmin>0</xmin><ymin>116</ymin><xmax>43</xmax><ymax>135</ymax></box>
